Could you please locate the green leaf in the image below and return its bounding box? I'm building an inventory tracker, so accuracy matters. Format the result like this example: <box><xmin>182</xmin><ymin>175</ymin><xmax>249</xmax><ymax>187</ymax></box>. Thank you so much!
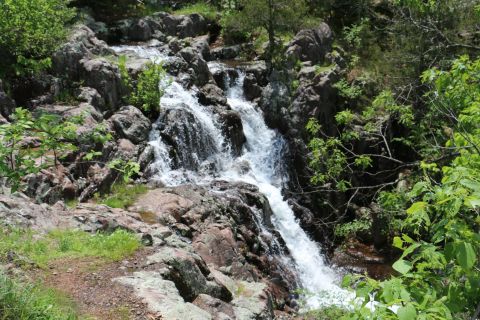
<box><xmin>393</xmin><ymin>236</ymin><xmax>403</xmax><ymax>249</ymax></box>
<box><xmin>397</xmin><ymin>303</ymin><xmax>417</xmax><ymax>320</ymax></box>
<box><xmin>456</xmin><ymin>242</ymin><xmax>476</xmax><ymax>270</ymax></box>
<box><xmin>392</xmin><ymin>259</ymin><xmax>413</xmax><ymax>275</ymax></box>
<box><xmin>406</xmin><ymin>202</ymin><xmax>427</xmax><ymax>215</ymax></box>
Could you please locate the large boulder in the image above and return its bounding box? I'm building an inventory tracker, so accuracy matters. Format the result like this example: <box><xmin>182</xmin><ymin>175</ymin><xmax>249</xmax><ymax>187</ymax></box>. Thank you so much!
<box><xmin>109</xmin><ymin>106</ymin><xmax>152</xmax><ymax>144</ymax></box>
<box><xmin>115</xmin><ymin>272</ymin><xmax>213</xmax><ymax>320</ymax></box>
<box><xmin>80</xmin><ymin>58</ymin><xmax>126</xmax><ymax>113</ymax></box>
<box><xmin>198</xmin><ymin>83</ymin><xmax>228</xmax><ymax>106</ymax></box>
<box><xmin>52</xmin><ymin>26</ymin><xmax>113</xmax><ymax>80</ymax></box>
<box><xmin>179</xmin><ymin>47</ymin><xmax>211</xmax><ymax>86</ymax></box>
<box><xmin>286</xmin><ymin>23</ymin><xmax>333</xmax><ymax>64</ymax></box>
<box><xmin>259</xmin><ymin>80</ymin><xmax>291</xmax><ymax>133</ymax></box>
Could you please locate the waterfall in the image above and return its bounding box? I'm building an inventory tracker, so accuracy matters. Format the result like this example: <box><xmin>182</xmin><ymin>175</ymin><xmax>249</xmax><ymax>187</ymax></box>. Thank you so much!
<box><xmin>112</xmin><ymin>45</ymin><xmax>350</xmax><ymax>308</ymax></box>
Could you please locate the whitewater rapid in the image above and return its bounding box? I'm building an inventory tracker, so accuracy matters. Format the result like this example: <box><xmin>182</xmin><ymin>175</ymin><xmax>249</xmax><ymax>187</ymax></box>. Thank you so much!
<box><xmin>112</xmin><ymin>45</ymin><xmax>350</xmax><ymax>308</ymax></box>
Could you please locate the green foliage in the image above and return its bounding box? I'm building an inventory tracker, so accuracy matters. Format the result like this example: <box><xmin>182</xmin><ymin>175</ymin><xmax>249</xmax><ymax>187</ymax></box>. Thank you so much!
<box><xmin>108</xmin><ymin>159</ymin><xmax>140</xmax><ymax>183</ymax></box>
<box><xmin>222</xmin><ymin>0</ymin><xmax>310</xmax><ymax>63</ymax></box>
<box><xmin>119</xmin><ymin>57</ymin><xmax>168</xmax><ymax>116</ymax></box>
<box><xmin>0</xmin><ymin>272</ymin><xmax>77</xmax><ymax>320</ymax></box>
<box><xmin>172</xmin><ymin>2</ymin><xmax>219</xmax><ymax>21</ymax></box>
<box><xmin>0</xmin><ymin>108</ymin><xmax>80</xmax><ymax>192</ymax></box>
<box><xmin>97</xmin><ymin>183</ymin><xmax>149</xmax><ymax>209</ymax></box>
<box><xmin>341</xmin><ymin>56</ymin><xmax>480</xmax><ymax>320</ymax></box>
<box><xmin>0</xmin><ymin>0</ymin><xmax>75</xmax><ymax>77</ymax></box>
<box><xmin>0</xmin><ymin>227</ymin><xmax>141</xmax><ymax>268</ymax></box>
<box><xmin>131</xmin><ymin>63</ymin><xmax>168</xmax><ymax>114</ymax></box>
<box><xmin>335</xmin><ymin>218</ymin><xmax>371</xmax><ymax>239</ymax></box>
<box><xmin>73</xmin><ymin>0</ymin><xmax>147</xmax><ymax>22</ymax></box>
<box><xmin>334</xmin><ymin>79</ymin><xmax>363</xmax><ymax>100</ymax></box>
<box><xmin>303</xmin><ymin>305</ymin><xmax>350</xmax><ymax>319</ymax></box>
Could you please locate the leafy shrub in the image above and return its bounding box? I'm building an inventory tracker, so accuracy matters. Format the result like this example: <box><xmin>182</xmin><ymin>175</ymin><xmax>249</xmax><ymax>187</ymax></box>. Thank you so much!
<box><xmin>0</xmin><ymin>0</ymin><xmax>75</xmax><ymax>77</ymax></box>
<box><xmin>119</xmin><ymin>57</ymin><xmax>168</xmax><ymax>117</ymax></box>
<box><xmin>0</xmin><ymin>108</ymin><xmax>81</xmax><ymax>192</ymax></box>
<box><xmin>341</xmin><ymin>56</ymin><xmax>480</xmax><ymax>320</ymax></box>
<box><xmin>131</xmin><ymin>63</ymin><xmax>168</xmax><ymax>115</ymax></box>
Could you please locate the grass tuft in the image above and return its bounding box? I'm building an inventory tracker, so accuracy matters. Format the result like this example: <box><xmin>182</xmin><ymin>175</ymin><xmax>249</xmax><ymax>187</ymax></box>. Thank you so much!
<box><xmin>0</xmin><ymin>273</ymin><xmax>77</xmax><ymax>320</ymax></box>
<box><xmin>0</xmin><ymin>228</ymin><xmax>141</xmax><ymax>268</ymax></box>
<box><xmin>98</xmin><ymin>183</ymin><xmax>149</xmax><ymax>209</ymax></box>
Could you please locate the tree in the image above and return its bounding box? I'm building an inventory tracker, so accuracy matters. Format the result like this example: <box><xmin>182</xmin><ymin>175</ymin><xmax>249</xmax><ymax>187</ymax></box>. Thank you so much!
<box><xmin>227</xmin><ymin>0</ymin><xmax>309</xmax><ymax>67</ymax></box>
<box><xmin>0</xmin><ymin>0</ymin><xmax>75</xmax><ymax>77</ymax></box>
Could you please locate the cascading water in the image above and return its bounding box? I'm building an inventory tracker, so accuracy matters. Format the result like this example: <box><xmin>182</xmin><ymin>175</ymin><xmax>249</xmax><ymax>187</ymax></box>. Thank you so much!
<box><xmin>112</xmin><ymin>45</ymin><xmax>350</xmax><ymax>308</ymax></box>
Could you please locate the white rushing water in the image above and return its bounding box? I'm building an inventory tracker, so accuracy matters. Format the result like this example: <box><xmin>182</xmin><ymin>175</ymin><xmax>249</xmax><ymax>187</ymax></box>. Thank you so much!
<box><xmin>112</xmin><ymin>45</ymin><xmax>350</xmax><ymax>308</ymax></box>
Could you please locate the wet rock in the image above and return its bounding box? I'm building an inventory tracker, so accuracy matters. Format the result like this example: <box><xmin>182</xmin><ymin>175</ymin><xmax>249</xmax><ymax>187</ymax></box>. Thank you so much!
<box><xmin>179</xmin><ymin>47</ymin><xmax>211</xmax><ymax>86</ymax></box>
<box><xmin>243</xmin><ymin>74</ymin><xmax>262</xmax><ymax>101</ymax></box>
<box><xmin>157</xmin><ymin>107</ymin><xmax>219</xmax><ymax>170</ymax></box>
<box><xmin>286</xmin><ymin>23</ymin><xmax>333</xmax><ymax>64</ymax></box>
<box><xmin>110</xmin><ymin>106</ymin><xmax>152</xmax><ymax>144</ymax></box>
<box><xmin>198</xmin><ymin>83</ymin><xmax>228</xmax><ymax>106</ymax></box>
<box><xmin>209</xmin><ymin>64</ymin><xmax>238</xmax><ymax>91</ymax></box>
<box><xmin>220</xmin><ymin>111</ymin><xmax>246</xmax><ymax>157</ymax></box>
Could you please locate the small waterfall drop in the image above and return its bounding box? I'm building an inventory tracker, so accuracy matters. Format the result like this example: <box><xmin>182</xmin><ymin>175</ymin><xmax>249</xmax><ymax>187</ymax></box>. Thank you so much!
<box><xmin>112</xmin><ymin>45</ymin><xmax>350</xmax><ymax>308</ymax></box>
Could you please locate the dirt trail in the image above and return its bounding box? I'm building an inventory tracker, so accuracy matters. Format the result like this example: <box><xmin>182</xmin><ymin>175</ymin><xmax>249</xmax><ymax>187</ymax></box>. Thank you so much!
<box><xmin>31</xmin><ymin>248</ymin><xmax>159</xmax><ymax>320</ymax></box>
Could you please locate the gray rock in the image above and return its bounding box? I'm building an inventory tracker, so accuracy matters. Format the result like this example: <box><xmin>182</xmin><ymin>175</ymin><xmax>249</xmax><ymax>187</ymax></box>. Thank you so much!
<box><xmin>198</xmin><ymin>83</ymin><xmax>227</xmax><ymax>106</ymax></box>
<box><xmin>129</xmin><ymin>19</ymin><xmax>153</xmax><ymax>41</ymax></box>
<box><xmin>77</xmin><ymin>87</ymin><xmax>105</xmax><ymax>112</ymax></box>
<box><xmin>115</xmin><ymin>271</ymin><xmax>213</xmax><ymax>320</ymax></box>
<box><xmin>147</xmin><ymin>247</ymin><xmax>232</xmax><ymax>302</ymax></box>
<box><xmin>260</xmin><ymin>80</ymin><xmax>290</xmax><ymax>132</ymax></box>
<box><xmin>192</xmin><ymin>36</ymin><xmax>211</xmax><ymax>61</ymax></box>
<box><xmin>52</xmin><ymin>25</ymin><xmax>113</xmax><ymax>80</ymax></box>
<box><xmin>179</xmin><ymin>47</ymin><xmax>211</xmax><ymax>86</ymax></box>
<box><xmin>286</xmin><ymin>23</ymin><xmax>333</xmax><ymax>64</ymax></box>
<box><xmin>243</xmin><ymin>74</ymin><xmax>262</xmax><ymax>101</ymax></box>
<box><xmin>80</xmin><ymin>58</ymin><xmax>126</xmax><ymax>112</ymax></box>
<box><xmin>211</xmin><ymin>45</ymin><xmax>242</xmax><ymax>60</ymax></box>
<box><xmin>110</xmin><ymin>106</ymin><xmax>152</xmax><ymax>144</ymax></box>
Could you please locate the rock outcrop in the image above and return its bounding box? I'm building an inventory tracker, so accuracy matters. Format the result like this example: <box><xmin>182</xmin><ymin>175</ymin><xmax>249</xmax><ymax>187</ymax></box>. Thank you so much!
<box><xmin>0</xmin><ymin>181</ymin><xmax>296</xmax><ymax>319</ymax></box>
